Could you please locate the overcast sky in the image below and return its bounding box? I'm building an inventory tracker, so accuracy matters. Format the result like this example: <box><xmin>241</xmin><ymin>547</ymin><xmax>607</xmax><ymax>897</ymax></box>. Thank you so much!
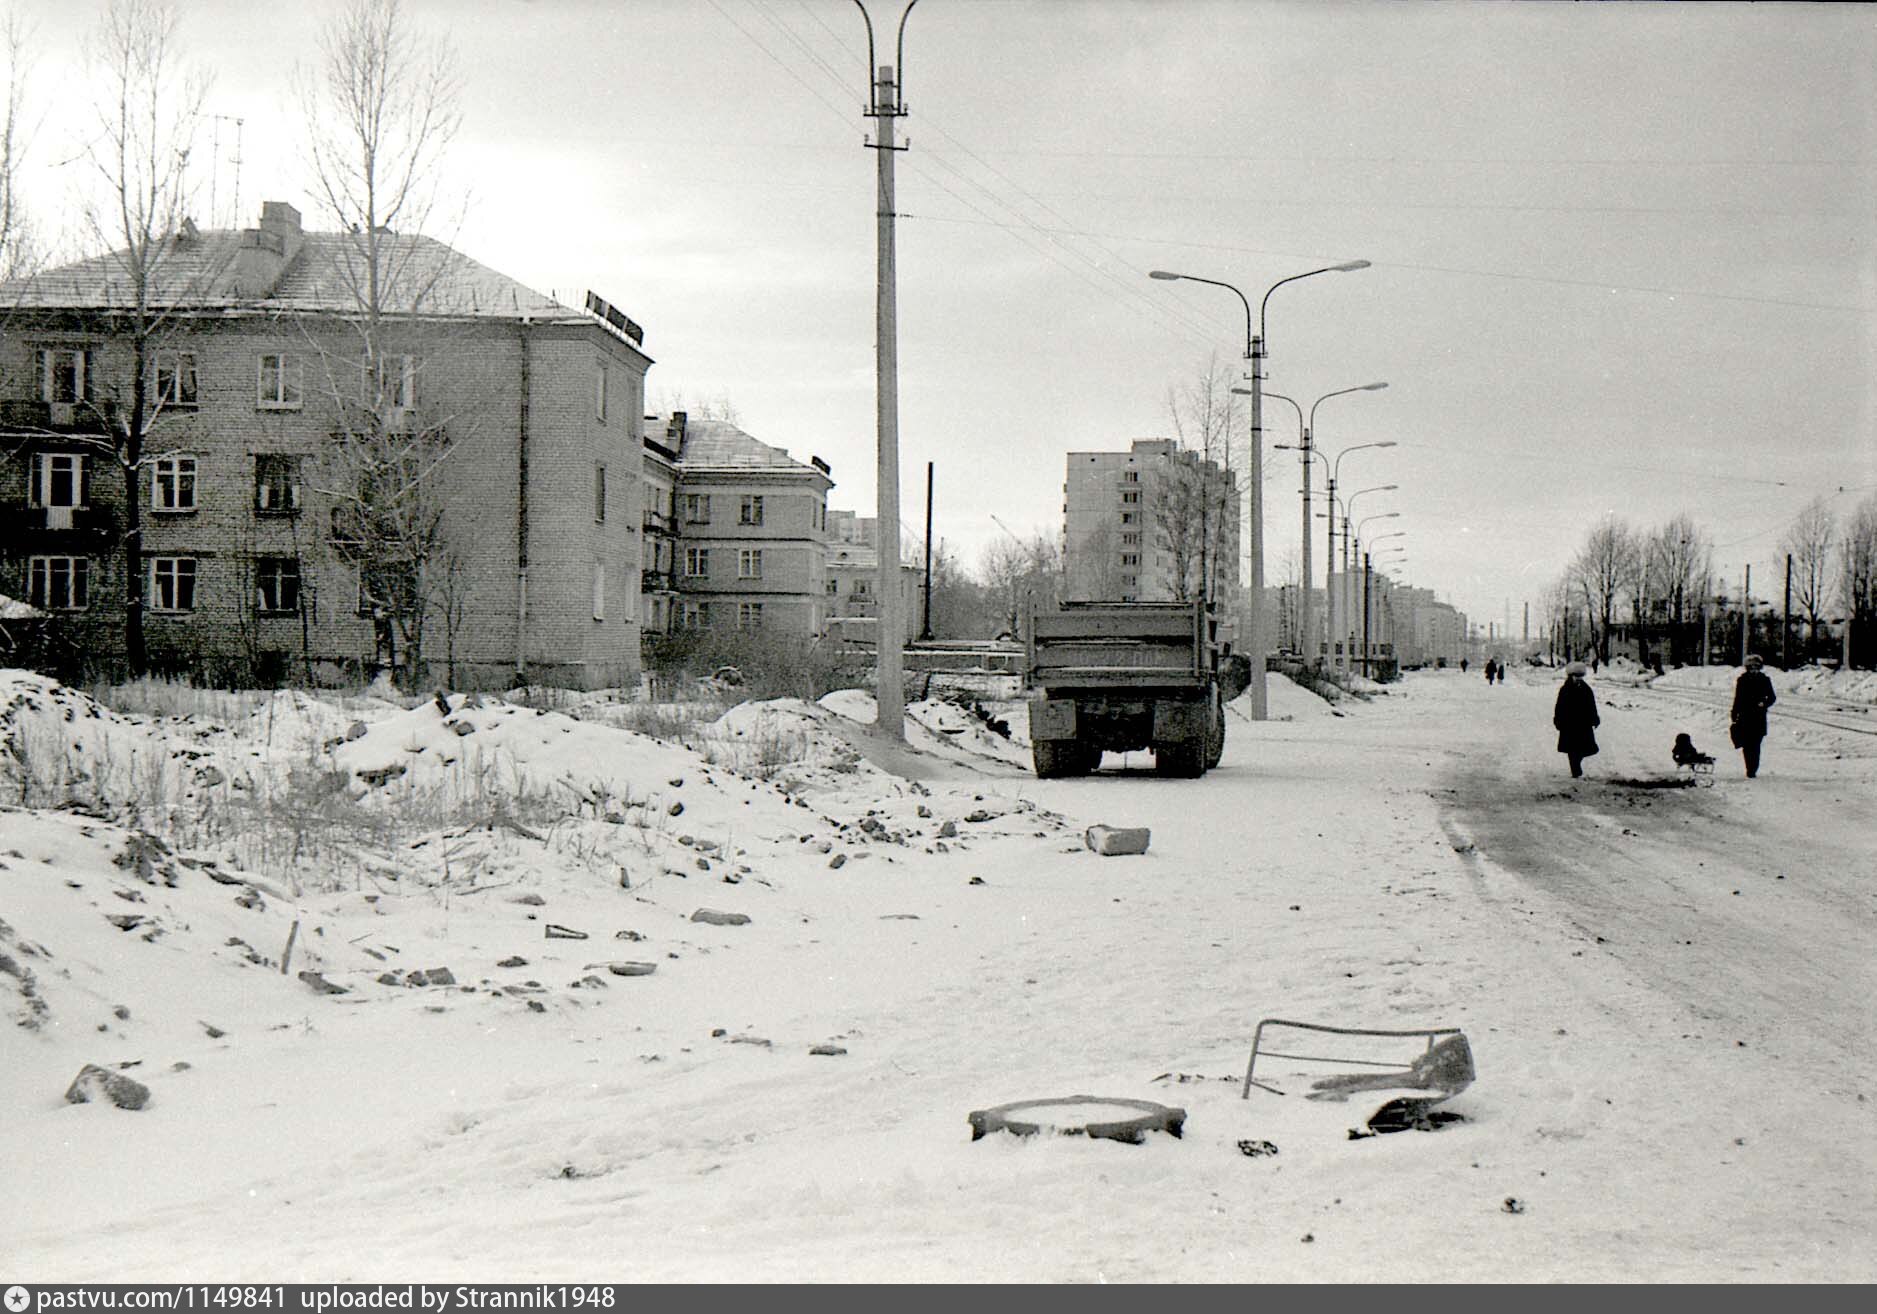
<box><xmin>23</xmin><ymin>0</ymin><xmax>1876</xmax><ymax>628</ymax></box>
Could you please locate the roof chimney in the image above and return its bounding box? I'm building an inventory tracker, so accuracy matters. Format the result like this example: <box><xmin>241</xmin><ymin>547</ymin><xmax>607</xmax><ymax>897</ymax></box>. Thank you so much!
<box><xmin>222</xmin><ymin>201</ymin><xmax>305</xmax><ymax>299</ymax></box>
<box><xmin>667</xmin><ymin>412</ymin><xmax>687</xmax><ymax>442</ymax></box>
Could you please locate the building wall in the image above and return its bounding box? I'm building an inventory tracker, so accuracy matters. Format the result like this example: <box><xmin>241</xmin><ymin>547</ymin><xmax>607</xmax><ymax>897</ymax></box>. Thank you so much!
<box><xmin>662</xmin><ymin>470</ymin><xmax>829</xmax><ymax>638</ymax></box>
<box><xmin>0</xmin><ymin>313</ymin><xmax>649</xmax><ymax>688</ymax></box>
<box><xmin>1064</xmin><ymin>441</ymin><xmax>1241</xmax><ymax>603</ymax></box>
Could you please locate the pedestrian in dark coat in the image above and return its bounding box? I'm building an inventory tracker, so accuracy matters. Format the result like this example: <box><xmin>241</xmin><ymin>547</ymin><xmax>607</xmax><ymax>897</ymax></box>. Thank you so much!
<box><xmin>1484</xmin><ymin>658</ymin><xmax>1497</xmax><ymax>685</ymax></box>
<box><xmin>1553</xmin><ymin>661</ymin><xmax>1600</xmax><ymax>778</ymax></box>
<box><xmin>1729</xmin><ymin>655</ymin><xmax>1777</xmax><ymax>778</ymax></box>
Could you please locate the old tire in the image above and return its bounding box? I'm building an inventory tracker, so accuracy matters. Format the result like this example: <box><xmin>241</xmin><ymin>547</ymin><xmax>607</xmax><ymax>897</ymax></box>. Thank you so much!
<box><xmin>1204</xmin><ymin>697</ymin><xmax>1225</xmax><ymax>770</ymax></box>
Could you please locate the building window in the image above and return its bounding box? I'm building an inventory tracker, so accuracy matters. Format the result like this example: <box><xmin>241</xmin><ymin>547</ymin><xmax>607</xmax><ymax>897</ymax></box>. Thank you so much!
<box><xmin>1122</xmin><ymin>574</ymin><xmax>1138</xmax><ymax>589</ymax></box>
<box><xmin>737</xmin><ymin>601</ymin><xmax>763</xmax><ymax>630</ymax></box>
<box><xmin>682</xmin><ymin>493</ymin><xmax>711</xmax><ymax>524</ymax></box>
<box><xmin>151</xmin><ymin>455</ymin><xmax>198</xmax><ymax>512</ymax></box>
<box><xmin>254</xmin><ymin>455</ymin><xmax>303</xmax><ymax>515</ymax></box>
<box><xmin>680</xmin><ymin>600</ymin><xmax>711</xmax><ymax>630</ymax></box>
<box><xmin>29</xmin><ymin>453</ymin><xmax>84</xmax><ymax>509</ymax></box>
<box><xmin>377</xmin><ymin>354</ymin><xmax>416</xmax><ymax>409</ymax></box>
<box><xmin>38</xmin><ymin>347</ymin><xmax>89</xmax><ymax>403</ymax></box>
<box><xmin>357</xmin><ymin>562</ymin><xmax>417</xmax><ymax>618</ymax></box>
<box><xmin>684</xmin><ymin>547</ymin><xmax>710</xmax><ymax>578</ymax></box>
<box><xmin>1120</xmin><ymin>512</ymin><xmax>1136</xmax><ymax>525</ymax></box>
<box><xmin>739</xmin><ymin>495</ymin><xmax>764</xmax><ymax>526</ymax></box>
<box><xmin>595</xmin><ymin>364</ymin><xmax>608</xmax><ymax>421</ymax></box>
<box><xmin>1121</xmin><ymin>553</ymin><xmax>1140</xmax><ymax>566</ymax></box>
<box><xmin>1122</xmin><ymin>532</ymin><xmax>1140</xmax><ymax>546</ymax></box>
<box><xmin>1122</xmin><ymin>470</ymin><xmax>1139</xmax><ymax>483</ymax></box>
<box><xmin>154</xmin><ymin>351</ymin><xmax>198</xmax><ymax>407</ymax></box>
<box><xmin>257</xmin><ymin>353</ymin><xmax>303</xmax><ymax>409</ymax></box>
<box><xmin>853</xmin><ymin>578</ymin><xmax>871</xmax><ymax>598</ymax></box>
<box><xmin>825</xmin><ymin>578</ymin><xmax>838</xmax><ymax>595</ymax></box>
<box><xmin>27</xmin><ymin>556</ymin><xmax>89</xmax><ymax>611</ymax></box>
<box><xmin>1122</xmin><ymin>490</ymin><xmax>1140</xmax><ymax>504</ymax></box>
<box><xmin>592</xmin><ymin>562</ymin><xmax>605</xmax><ymax>621</ymax></box>
<box><xmin>738</xmin><ymin>548</ymin><xmax>763</xmax><ymax>579</ymax></box>
<box><xmin>594</xmin><ymin>464</ymin><xmax>607</xmax><ymax>522</ymax></box>
<box><xmin>254</xmin><ymin>557</ymin><xmax>301</xmax><ymax>615</ymax></box>
<box><xmin>148</xmin><ymin>557</ymin><xmax>197</xmax><ymax>613</ymax></box>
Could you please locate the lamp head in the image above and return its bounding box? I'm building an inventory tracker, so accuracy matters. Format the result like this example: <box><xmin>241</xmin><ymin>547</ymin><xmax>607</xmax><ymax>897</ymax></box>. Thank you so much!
<box><xmin>1148</xmin><ymin>270</ymin><xmax>1182</xmax><ymax>281</ymax></box>
<box><xmin>1361</xmin><ymin>383</ymin><xmax>1389</xmax><ymax>392</ymax></box>
<box><xmin>1229</xmin><ymin>386</ymin><xmax>1252</xmax><ymax>396</ymax></box>
<box><xmin>1332</xmin><ymin>260</ymin><xmax>1371</xmax><ymax>273</ymax></box>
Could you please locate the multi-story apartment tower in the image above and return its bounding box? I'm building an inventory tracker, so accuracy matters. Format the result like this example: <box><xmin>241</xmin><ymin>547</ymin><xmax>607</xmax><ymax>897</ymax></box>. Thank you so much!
<box><xmin>1063</xmin><ymin>439</ymin><xmax>1241</xmax><ymax>603</ymax></box>
<box><xmin>0</xmin><ymin>202</ymin><xmax>651</xmax><ymax>689</ymax></box>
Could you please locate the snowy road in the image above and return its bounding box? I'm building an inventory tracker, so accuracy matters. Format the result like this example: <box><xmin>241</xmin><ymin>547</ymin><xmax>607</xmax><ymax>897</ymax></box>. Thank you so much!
<box><xmin>5</xmin><ymin>669</ymin><xmax>1872</xmax><ymax>1281</ymax></box>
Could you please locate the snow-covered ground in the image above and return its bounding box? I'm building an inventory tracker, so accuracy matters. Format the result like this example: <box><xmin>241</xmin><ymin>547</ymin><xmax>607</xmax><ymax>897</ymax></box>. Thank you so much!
<box><xmin>2</xmin><ymin>665</ymin><xmax>1872</xmax><ymax>1281</ymax></box>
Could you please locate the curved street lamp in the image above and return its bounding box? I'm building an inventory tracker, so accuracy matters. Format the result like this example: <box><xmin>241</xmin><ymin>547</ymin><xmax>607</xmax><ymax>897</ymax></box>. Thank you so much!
<box><xmin>1150</xmin><ymin>259</ymin><xmax>1370</xmax><ymax>713</ymax></box>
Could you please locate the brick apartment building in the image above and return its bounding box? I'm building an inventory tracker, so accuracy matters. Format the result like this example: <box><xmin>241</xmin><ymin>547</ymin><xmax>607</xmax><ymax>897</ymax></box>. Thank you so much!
<box><xmin>823</xmin><ymin>509</ymin><xmax>921</xmax><ymax>644</ymax></box>
<box><xmin>1062</xmin><ymin>439</ymin><xmax>1241</xmax><ymax>602</ymax></box>
<box><xmin>639</xmin><ymin>413</ymin><xmax>833</xmax><ymax>639</ymax></box>
<box><xmin>0</xmin><ymin>202</ymin><xmax>652</xmax><ymax>689</ymax></box>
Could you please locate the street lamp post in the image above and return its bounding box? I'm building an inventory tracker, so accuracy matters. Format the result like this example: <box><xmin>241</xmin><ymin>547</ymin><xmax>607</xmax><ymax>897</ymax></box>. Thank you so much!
<box><xmin>1361</xmin><ymin>529</ymin><xmax>1405</xmax><ymax>675</ymax></box>
<box><xmin>1332</xmin><ymin>479</ymin><xmax>1397</xmax><ymax>668</ymax></box>
<box><xmin>1151</xmin><ymin>259</ymin><xmax>1370</xmax><ymax>719</ymax></box>
<box><xmin>1267</xmin><ymin>386</ymin><xmax>1385</xmax><ymax>668</ymax></box>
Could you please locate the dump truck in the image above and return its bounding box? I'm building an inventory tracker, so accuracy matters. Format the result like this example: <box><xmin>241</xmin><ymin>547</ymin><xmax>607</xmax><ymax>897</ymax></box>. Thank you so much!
<box><xmin>1024</xmin><ymin>599</ymin><xmax>1237</xmax><ymax>777</ymax></box>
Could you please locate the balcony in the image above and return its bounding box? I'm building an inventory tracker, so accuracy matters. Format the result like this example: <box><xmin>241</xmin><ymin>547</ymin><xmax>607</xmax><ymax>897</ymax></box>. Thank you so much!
<box><xmin>642</xmin><ymin>510</ymin><xmax>675</xmax><ymax>535</ymax></box>
<box><xmin>0</xmin><ymin>399</ymin><xmax>119</xmax><ymax>434</ymax></box>
<box><xmin>641</xmin><ymin>569</ymin><xmax>677</xmax><ymax>594</ymax></box>
<box><xmin>0</xmin><ymin>503</ymin><xmax>118</xmax><ymax>545</ymax></box>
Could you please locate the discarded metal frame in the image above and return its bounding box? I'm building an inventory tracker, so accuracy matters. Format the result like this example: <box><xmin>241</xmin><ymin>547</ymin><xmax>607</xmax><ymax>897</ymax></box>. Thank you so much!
<box><xmin>1241</xmin><ymin>1017</ymin><xmax>1466</xmax><ymax>1099</ymax></box>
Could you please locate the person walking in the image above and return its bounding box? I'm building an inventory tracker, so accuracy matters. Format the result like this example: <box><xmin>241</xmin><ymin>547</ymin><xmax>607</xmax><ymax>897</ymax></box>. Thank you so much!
<box><xmin>1729</xmin><ymin>654</ymin><xmax>1777</xmax><ymax>778</ymax></box>
<box><xmin>1484</xmin><ymin>658</ymin><xmax>1497</xmax><ymax>685</ymax></box>
<box><xmin>1553</xmin><ymin>661</ymin><xmax>1600</xmax><ymax>778</ymax></box>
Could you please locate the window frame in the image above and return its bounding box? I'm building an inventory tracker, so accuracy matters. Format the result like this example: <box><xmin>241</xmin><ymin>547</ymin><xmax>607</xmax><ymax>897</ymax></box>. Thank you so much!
<box><xmin>38</xmin><ymin>346</ymin><xmax>89</xmax><ymax>404</ymax></box>
<box><xmin>376</xmin><ymin>354</ymin><xmax>417</xmax><ymax>410</ymax></box>
<box><xmin>154</xmin><ymin>350</ymin><xmax>199</xmax><ymax>408</ymax></box>
<box><xmin>592</xmin><ymin>561</ymin><xmax>606</xmax><ymax>621</ymax></box>
<box><xmin>30</xmin><ymin>452</ymin><xmax>85</xmax><ymax>509</ymax></box>
<box><xmin>594</xmin><ymin>463</ymin><xmax>607</xmax><ymax>523</ymax></box>
<box><xmin>27</xmin><ymin>555</ymin><xmax>90</xmax><ymax>611</ymax></box>
<box><xmin>595</xmin><ymin>363</ymin><xmax>608</xmax><ymax>422</ymax></box>
<box><xmin>147</xmin><ymin>556</ymin><xmax>198</xmax><ymax>613</ymax></box>
<box><xmin>737</xmin><ymin>548</ymin><xmax>763</xmax><ymax>580</ymax></box>
<box><xmin>682</xmin><ymin>493</ymin><xmax>711</xmax><ymax>524</ymax></box>
<box><xmin>253</xmin><ymin>454</ymin><xmax>304</xmax><ymax>516</ymax></box>
<box><xmin>253</xmin><ymin>556</ymin><xmax>302</xmax><ymax>616</ymax></box>
<box><xmin>737</xmin><ymin>601</ymin><xmax>764</xmax><ymax>631</ymax></box>
<box><xmin>257</xmin><ymin>352</ymin><xmax>303</xmax><ymax>410</ymax></box>
<box><xmin>150</xmin><ymin>454</ymin><xmax>199</xmax><ymax>513</ymax></box>
<box><xmin>683</xmin><ymin>547</ymin><xmax>710</xmax><ymax>579</ymax></box>
<box><xmin>739</xmin><ymin>495</ymin><xmax>764</xmax><ymax>527</ymax></box>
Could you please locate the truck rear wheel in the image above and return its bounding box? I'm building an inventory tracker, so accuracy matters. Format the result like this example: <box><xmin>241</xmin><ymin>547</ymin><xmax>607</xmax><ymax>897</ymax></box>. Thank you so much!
<box><xmin>1154</xmin><ymin>739</ymin><xmax>1204</xmax><ymax>778</ymax></box>
<box><xmin>1033</xmin><ymin>739</ymin><xmax>1092</xmax><ymax>778</ymax></box>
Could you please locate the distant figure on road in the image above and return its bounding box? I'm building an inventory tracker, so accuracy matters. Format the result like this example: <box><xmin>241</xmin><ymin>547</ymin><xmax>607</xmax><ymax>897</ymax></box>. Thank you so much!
<box><xmin>1730</xmin><ymin>655</ymin><xmax>1777</xmax><ymax>779</ymax></box>
<box><xmin>1461</xmin><ymin>658</ymin><xmax>1469</xmax><ymax>674</ymax></box>
<box><xmin>1553</xmin><ymin>662</ymin><xmax>1600</xmax><ymax>779</ymax></box>
<box><xmin>1484</xmin><ymin>658</ymin><xmax>1497</xmax><ymax>684</ymax></box>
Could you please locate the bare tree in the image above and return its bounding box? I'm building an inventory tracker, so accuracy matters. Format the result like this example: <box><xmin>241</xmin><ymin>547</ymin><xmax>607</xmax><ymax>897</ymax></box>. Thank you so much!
<box><xmin>297</xmin><ymin>0</ymin><xmax>465</xmax><ymax>684</ymax></box>
<box><xmin>0</xmin><ymin>4</ymin><xmax>38</xmax><ymax>282</ymax></box>
<box><xmin>73</xmin><ymin>0</ymin><xmax>209</xmax><ymax>676</ymax></box>
<box><xmin>981</xmin><ymin>530</ymin><xmax>1061</xmax><ymax>638</ymax></box>
<box><xmin>1840</xmin><ymin>492</ymin><xmax>1877</xmax><ymax>668</ymax></box>
<box><xmin>648</xmin><ymin>388</ymin><xmax>741</xmax><ymax>426</ymax></box>
<box><xmin>1065</xmin><ymin>518</ymin><xmax>1125</xmax><ymax>600</ymax></box>
<box><xmin>1570</xmin><ymin>517</ymin><xmax>1636</xmax><ymax>662</ymax></box>
<box><xmin>1158</xmin><ymin>357</ymin><xmax>1242</xmax><ymax>602</ymax></box>
<box><xmin>1778</xmin><ymin>496</ymin><xmax>1835</xmax><ymax>655</ymax></box>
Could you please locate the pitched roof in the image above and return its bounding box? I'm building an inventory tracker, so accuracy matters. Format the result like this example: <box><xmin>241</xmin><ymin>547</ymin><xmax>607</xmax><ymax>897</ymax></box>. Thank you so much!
<box><xmin>2</xmin><ymin>221</ymin><xmax>609</xmax><ymax>331</ymax></box>
<box><xmin>677</xmin><ymin>418</ymin><xmax>827</xmax><ymax>477</ymax></box>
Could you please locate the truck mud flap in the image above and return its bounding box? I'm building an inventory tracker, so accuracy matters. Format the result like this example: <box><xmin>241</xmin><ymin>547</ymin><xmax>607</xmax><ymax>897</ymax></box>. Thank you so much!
<box><xmin>1152</xmin><ymin>698</ymin><xmax>1203</xmax><ymax>742</ymax></box>
<box><xmin>1029</xmin><ymin>698</ymin><xmax>1078</xmax><ymax>741</ymax></box>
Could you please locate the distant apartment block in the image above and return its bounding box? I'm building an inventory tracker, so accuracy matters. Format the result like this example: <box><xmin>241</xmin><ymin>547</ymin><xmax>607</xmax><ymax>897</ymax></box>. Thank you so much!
<box><xmin>1062</xmin><ymin>439</ymin><xmax>1241</xmax><ymax>602</ymax></box>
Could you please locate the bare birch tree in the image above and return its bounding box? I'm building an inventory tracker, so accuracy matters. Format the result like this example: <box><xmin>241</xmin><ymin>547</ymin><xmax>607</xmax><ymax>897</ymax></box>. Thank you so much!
<box><xmin>1158</xmin><ymin>356</ymin><xmax>1242</xmax><ymax>603</ymax></box>
<box><xmin>1778</xmin><ymin>495</ymin><xmax>1836</xmax><ymax>654</ymax></box>
<box><xmin>297</xmin><ymin>0</ymin><xmax>465</xmax><ymax>684</ymax></box>
<box><xmin>1839</xmin><ymin>492</ymin><xmax>1877</xmax><ymax>667</ymax></box>
<box><xmin>0</xmin><ymin>5</ymin><xmax>39</xmax><ymax>282</ymax></box>
<box><xmin>74</xmin><ymin>0</ymin><xmax>208</xmax><ymax>676</ymax></box>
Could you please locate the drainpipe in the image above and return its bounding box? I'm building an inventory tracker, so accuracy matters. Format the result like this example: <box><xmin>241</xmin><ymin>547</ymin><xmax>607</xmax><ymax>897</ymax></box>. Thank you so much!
<box><xmin>516</xmin><ymin>325</ymin><xmax>531</xmax><ymax>678</ymax></box>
